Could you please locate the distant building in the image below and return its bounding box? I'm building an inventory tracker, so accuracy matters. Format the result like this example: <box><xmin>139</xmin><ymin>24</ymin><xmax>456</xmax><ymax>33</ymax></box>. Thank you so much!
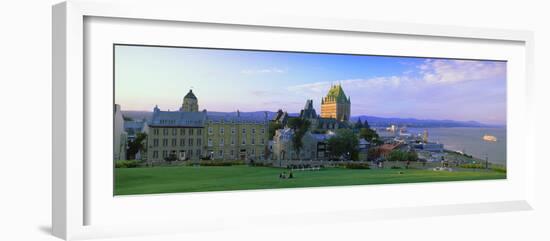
<box><xmin>145</xmin><ymin>89</ymin><xmax>268</xmax><ymax>163</ymax></box>
<box><xmin>311</xmin><ymin>132</ymin><xmax>335</xmax><ymax>160</ymax></box>
<box><xmin>358</xmin><ymin>138</ymin><xmax>371</xmax><ymax>161</ymax></box>
<box><xmin>114</xmin><ymin>104</ymin><xmax>127</xmax><ymax>160</ymax></box>
<box><xmin>378</xmin><ymin>143</ymin><xmax>402</xmax><ymax>159</ymax></box>
<box><xmin>320</xmin><ymin>84</ymin><xmax>351</xmax><ymax>122</ymax></box>
<box><xmin>147</xmin><ymin>106</ymin><xmax>206</xmax><ymax>162</ymax></box>
<box><xmin>179</xmin><ymin>89</ymin><xmax>199</xmax><ymax>112</ymax></box>
<box><xmin>124</xmin><ymin>119</ymin><xmax>149</xmax><ymax>160</ymax></box>
<box><xmin>205</xmin><ymin>111</ymin><xmax>269</xmax><ymax>162</ymax></box>
<box><xmin>273</xmin><ymin>109</ymin><xmax>290</xmax><ymax>127</ymax></box>
<box><xmin>300</xmin><ymin>99</ymin><xmax>317</xmax><ymax>119</ymax></box>
<box><xmin>272</xmin><ymin>128</ymin><xmax>335</xmax><ymax>161</ymax></box>
<box><xmin>272</xmin><ymin>128</ymin><xmax>317</xmax><ymax>160</ymax></box>
<box><xmin>416</xmin><ymin>142</ymin><xmax>444</xmax><ymax>152</ymax></box>
<box><xmin>422</xmin><ymin>129</ymin><xmax>429</xmax><ymax>143</ymax></box>
<box><xmin>124</xmin><ymin>119</ymin><xmax>149</xmax><ymax>142</ymax></box>
<box><xmin>298</xmin><ymin>99</ymin><xmax>350</xmax><ymax>131</ymax></box>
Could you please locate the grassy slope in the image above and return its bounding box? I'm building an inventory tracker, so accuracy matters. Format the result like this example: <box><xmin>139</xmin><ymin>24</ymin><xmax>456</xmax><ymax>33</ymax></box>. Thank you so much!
<box><xmin>115</xmin><ymin>165</ymin><xmax>505</xmax><ymax>195</ymax></box>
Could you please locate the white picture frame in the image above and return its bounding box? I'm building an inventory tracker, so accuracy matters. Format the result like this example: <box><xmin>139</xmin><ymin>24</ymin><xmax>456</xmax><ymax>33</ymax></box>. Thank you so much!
<box><xmin>52</xmin><ymin>0</ymin><xmax>535</xmax><ymax>240</ymax></box>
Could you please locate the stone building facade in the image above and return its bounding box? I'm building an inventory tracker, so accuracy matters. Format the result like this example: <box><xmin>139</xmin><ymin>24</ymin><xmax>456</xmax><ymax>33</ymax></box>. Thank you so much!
<box><xmin>272</xmin><ymin>128</ymin><xmax>334</xmax><ymax>161</ymax></box>
<box><xmin>145</xmin><ymin>89</ymin><xmax>269</xmax><ymax>163</ymax></box>
<box><xmin>205</xmin><ymin>112</ymin><xmax>269</xmax><ymax>161</ymax></box>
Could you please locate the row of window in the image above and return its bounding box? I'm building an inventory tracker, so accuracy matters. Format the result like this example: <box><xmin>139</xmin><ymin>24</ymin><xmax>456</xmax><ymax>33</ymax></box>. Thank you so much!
<box><xmin>206</xmin><ymin>137</ymin><xmax>265</xmax><ymax>146</ymax></box>
<box><xmin>151</xmin><ymin>137</ymin><xmax>266</xmax><ymax>148</ymax></box>
<box><xmin>208</xmin><ymin>127</ymin><xmax>265</xmax><ymax>135</ymax></box>
<box><xmin>152</xmin><ymin>128</ymin><xmax>202</xmax><ymax>136</ymax></box>
<box><xmin>208</xmin><ymin>149</ymin><xmax>265</xmax><ymax>159</ymax></box>
<box><xmin>159</xmin><ymin>120</ymin><xmax>177</xmax><ymax>125</ymax></box>
<box><xmin>151</xmin><ymin>149</ymin><xmax>265</xmax><ymax>160</ymax></box>
<box><xmin>152</xmin><ymin>138</ymin><xmax>202</xmax><ymax>147</ymax></box>
<box><xmin>152</xmin><ymin>127</ymin><xmax>267</xmax><ymax>136</ymax></box>
<box><xmin>208</xmin><ymin>120</ymin><xmax>266</xmax><ymax>125</ymax></box>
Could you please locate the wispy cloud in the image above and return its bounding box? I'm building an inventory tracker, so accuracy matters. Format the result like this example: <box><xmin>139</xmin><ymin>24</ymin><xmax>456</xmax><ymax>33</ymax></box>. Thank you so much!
<box><xmin>241</xmin><ymin>67</ymin><xmax>286</xmax><ymax>75</ymax></box>
<box><xmin>419</xmin><ymin>59</ymin><xmax>506</xmax><ymax>84</ymax></box>
<box><xmin>283</xmin><ymin>59</ymin><xmax>506</xmax><ymax>124</ymax></box>
<box><xmin>287</xmin><ymin>76</ymin><xmax>408</xmax><ymax>96</ymax></box>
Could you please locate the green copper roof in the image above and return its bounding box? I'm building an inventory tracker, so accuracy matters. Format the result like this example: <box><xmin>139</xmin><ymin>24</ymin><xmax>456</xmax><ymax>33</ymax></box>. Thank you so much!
<box><xmin>325</xmin><ymin>84</ymin><xmax>348</xmax><ymax>102</ymax></box>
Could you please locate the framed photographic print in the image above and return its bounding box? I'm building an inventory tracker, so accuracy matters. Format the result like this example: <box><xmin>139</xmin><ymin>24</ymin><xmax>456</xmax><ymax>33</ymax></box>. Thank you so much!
<box><xmin>113</xmin><ymin>44</ymin><xmax>508</xmax><ymax>195</ymax></box>
<box><xmin>53</xmin><ymin>0</ymin><xmax>535</xmax><ymax>240</ymax></box>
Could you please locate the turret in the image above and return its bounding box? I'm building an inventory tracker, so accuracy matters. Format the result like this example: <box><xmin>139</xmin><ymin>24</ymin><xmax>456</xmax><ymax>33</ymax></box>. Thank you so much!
<box><xmin>181</xmin><ymin>89</ymin><xmax>199</xmax><ymax>112</ymax></box>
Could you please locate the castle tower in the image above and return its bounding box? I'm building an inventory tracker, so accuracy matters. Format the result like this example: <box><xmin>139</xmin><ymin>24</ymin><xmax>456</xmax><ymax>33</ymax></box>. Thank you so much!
<box><xmin>180</xmin><ymin>89</ymin><xmax>199</xmax><ymax>112</ymax></box>
<box><xmin>320</xmin><ymin>84</ymin><xmax>351</xmax><ymax>121</ymax></box>
<box><xmin>300</xmin><ymin>99</ymin><xmax>317</xmax><ymax>119</ymax></box>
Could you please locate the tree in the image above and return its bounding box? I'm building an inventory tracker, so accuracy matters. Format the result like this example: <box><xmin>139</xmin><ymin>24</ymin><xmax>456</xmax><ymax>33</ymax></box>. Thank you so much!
<box><xmin>268</xmin><ymin>121</ymin><xmax>282</xmax><ymax>140</ymax></box>
<box><xmin>359</xmin><ymin>127</ymin><xmax>380</xmax><ymax>143</ymax></box>
<box><xmin>388</xmin><ymin>150</ymin><xmax>407</xmax><ymax>162</ymax></box>
<box><xmin>164</xmin><ymin>153</ymin><xmax>177</xmax><ymax>164</ymax></box>
<box><xmin>287</xmin><ymin>118</ymin><xmax>311</xmax><ymax>160</ymax></box>
<box><xmin>407</xmin><ymin>150</ymin><xmax>419</xmax><ymax>162</ymax></box>
<box><xmin>127</xmin><ymin>132</ymin><xmax>147</xmax><ymax>160</ymax></box>
<box><xmin>355</xmin><ymin>118</ymin><xmax>364</xmax><ymax>129</ymax></box>
<box><xmin>363</xmin><ymin>119</ymin><xmax>370</xmax><ymax>129</ymax></box>
<box><xmin>388</xmin><ymin>150</ymin><xmax>418</xmax><ymax>163</ymax></box>
<box><xmin>327</xmin><ymin>129</ymin><xmax>359</xmax><ymax>161</ymax></box>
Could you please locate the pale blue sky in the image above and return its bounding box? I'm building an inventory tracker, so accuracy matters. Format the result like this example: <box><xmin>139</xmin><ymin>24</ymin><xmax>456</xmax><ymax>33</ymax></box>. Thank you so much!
<box><xmin>115</xmin><ymin>45</ymin><xmax>507</xmax><ymax>125</ymax></box>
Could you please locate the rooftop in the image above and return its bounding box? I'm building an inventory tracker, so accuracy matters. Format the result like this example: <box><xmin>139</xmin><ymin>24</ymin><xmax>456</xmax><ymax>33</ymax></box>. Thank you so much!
<box><xmin>150</xmin><ymin>110</ymin><xmax>206</xmax><ymax>127</ymax></box>
<box><xmin>184</xmin><ymin>89</ymin><xmax>197</xmax><ymax>100</ymax></box>
<box><xmin>324</xmin><ymin>84</ymin><xmax>349</xmax><ymax>103</ymax></box>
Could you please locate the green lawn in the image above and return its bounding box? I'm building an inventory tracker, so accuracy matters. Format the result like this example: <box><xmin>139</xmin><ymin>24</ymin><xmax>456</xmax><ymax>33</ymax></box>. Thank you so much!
<box><xmin>114</xmin><ymin>165</ymin><xmax>506</xmax><ymax>195</ymax></box>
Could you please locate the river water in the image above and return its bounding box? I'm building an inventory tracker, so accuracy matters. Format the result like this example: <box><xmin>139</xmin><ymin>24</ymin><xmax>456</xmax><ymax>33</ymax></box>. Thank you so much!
<box><xmin>385</xmin><ymin>127</ymin><xmax>507</xmax><ymax>165</ymax></box>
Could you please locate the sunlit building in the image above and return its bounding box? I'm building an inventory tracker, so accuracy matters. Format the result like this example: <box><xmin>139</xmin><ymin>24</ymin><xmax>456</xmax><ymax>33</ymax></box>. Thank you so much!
<box><xmin>320</xmin><ymin>84</ymin><xmax>351</xmax><ymax>122</ymax></box>
<box><xmin>146</xmin><ymin>89</ymin><xmax>269</xmax><ymax>163</ymax></box>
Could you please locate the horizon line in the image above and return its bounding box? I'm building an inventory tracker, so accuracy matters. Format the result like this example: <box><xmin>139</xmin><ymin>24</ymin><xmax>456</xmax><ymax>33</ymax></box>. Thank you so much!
<box><xmin>119</xmin><ymin>108</ymin><xmax>506</xmax><ymax>126</ymax></box>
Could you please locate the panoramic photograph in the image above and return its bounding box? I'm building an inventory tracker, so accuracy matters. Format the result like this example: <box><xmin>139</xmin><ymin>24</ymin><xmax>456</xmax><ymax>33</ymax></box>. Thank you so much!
<box><xmin>113</xmin><ymin>44</ymin><xmax>507</xmax><ymax>195</ymax></box>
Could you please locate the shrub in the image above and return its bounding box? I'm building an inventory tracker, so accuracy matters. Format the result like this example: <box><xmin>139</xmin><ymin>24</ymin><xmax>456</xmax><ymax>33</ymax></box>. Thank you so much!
<box><xmin>249</xmin><ymin>162</ymin><xmax>272</xmax><ymax>167</ymax></box>
<box><xmin>491</xmin><ymin>165</ymin><xmax>507</xmax><ymax>173</ymax></box>
<box><xmin>460</xmin><ymin>163</ymin><xmax>485</xmax><ymax>169</ymax></box>
<box><xmin>345</xmin><ymin>163</ymin><xmax>370</xmax><ymax>169</ymax></box>
<box><xmin>199</xmin><ymin>160</ymin><xmax>245</xmax><ymax>166</ymax></box>
<box><xmin>115</xmin><ymin>160</ymin><xmax>140</xmax><ymax>168</ymax></box>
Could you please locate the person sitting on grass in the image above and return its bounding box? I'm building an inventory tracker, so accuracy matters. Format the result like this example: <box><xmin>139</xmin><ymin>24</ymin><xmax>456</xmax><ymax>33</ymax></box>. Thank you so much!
<box><xmin>289</xmin><ymin>171</ymin><xmax>294</xmax><ymax>179</ymax></box>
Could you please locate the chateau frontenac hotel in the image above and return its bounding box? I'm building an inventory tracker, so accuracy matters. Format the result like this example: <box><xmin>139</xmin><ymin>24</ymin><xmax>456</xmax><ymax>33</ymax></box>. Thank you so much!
<box><xmin>114</xmin><ymin>84</ymin><xmax>359</xmax><ymax>163</ymax></box>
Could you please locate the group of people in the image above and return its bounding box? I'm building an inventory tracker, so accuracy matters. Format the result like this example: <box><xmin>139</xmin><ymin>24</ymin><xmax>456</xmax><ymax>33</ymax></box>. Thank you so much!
<box><xmin>279</xmin><ymin>171</ymin><xmax>294</xmax><ymax>179</ymax></box>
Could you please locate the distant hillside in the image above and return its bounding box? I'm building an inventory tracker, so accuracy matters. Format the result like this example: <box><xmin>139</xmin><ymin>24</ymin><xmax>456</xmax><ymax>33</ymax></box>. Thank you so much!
<box><xmin>122</xmin><ymin>110</ymin><xmax>496</xmax><ymax>128</ymax></box>
<box><xmin>349</xmin><ymin>116</ymin><xmax>496</xmax><ymax>128</ymax></box>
